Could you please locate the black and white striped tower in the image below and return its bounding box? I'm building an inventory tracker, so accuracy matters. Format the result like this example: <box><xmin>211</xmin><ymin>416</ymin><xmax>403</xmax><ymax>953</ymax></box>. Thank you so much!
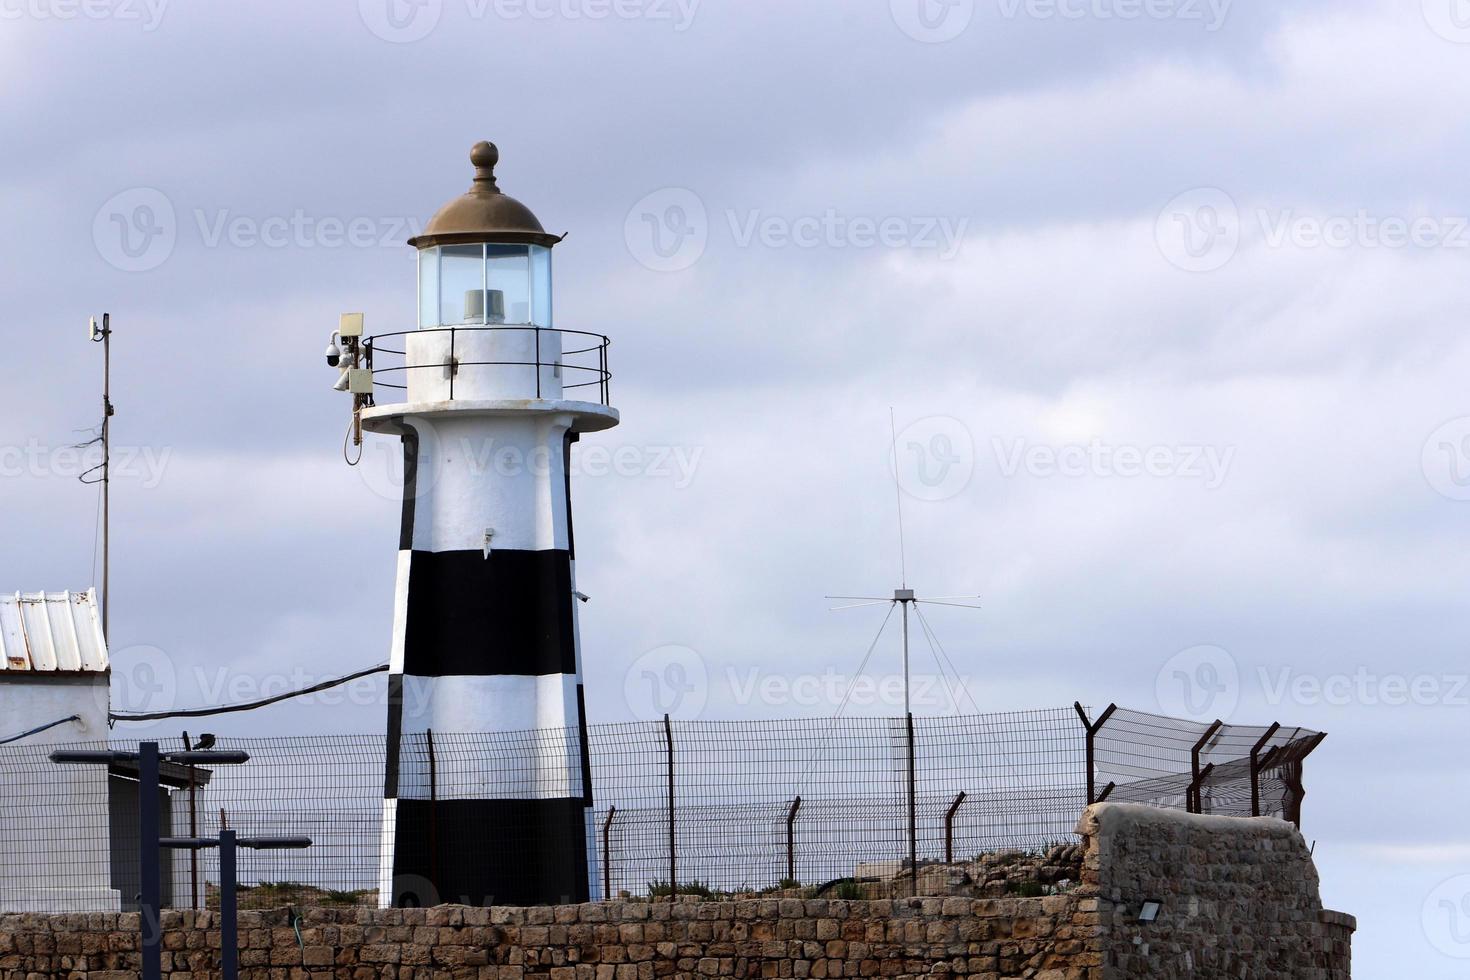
<box><xmin>356</xmin><ymin>142</ymin><xmax>617</xmax><ymax>907</ymax></box>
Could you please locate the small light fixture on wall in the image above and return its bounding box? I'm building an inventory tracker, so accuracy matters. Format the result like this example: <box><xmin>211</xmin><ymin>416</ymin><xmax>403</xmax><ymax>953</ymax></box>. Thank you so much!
<box><xmin>1138</xmin><ymin>899</ymin><xmax>1164</xmax><ymax>924</ymax></box>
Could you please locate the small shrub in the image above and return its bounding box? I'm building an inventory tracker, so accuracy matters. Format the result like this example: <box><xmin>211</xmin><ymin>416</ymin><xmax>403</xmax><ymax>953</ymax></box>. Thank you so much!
<box><xmin>647</xmin><ymin>879</ymin><xmax>714</xmax><ymax>898</ymax></box>
<box><xmin>832</xmin><ymin>881</ymin><xmax>863</xmax><ymax>901</ymax></box>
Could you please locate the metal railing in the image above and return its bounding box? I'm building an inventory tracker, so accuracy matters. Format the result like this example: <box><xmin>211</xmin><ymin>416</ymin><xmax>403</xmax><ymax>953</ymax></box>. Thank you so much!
<box><xmin>362</xmin><ymin>326</ymin><xmax>612</xmax><ymax>406</ymax></box>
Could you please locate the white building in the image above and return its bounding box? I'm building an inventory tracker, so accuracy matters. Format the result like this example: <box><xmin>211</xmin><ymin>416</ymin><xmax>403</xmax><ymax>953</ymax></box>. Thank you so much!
<box><xmin>0</xmin><ymin>590</ymin><xmax>117</xmax><ymax>911</ymax></box>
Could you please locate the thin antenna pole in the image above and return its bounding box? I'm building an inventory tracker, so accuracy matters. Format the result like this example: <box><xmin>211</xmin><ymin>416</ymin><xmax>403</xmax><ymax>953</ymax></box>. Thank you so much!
<box><xmin>99</xmin><ymin>314</ymin><xmax>113</xmax><ymax>641</ymax></box>
<box><xmin>889</xmin><ymin>408</ymin><xmax>907</xmax><ymax>588</ymax></box>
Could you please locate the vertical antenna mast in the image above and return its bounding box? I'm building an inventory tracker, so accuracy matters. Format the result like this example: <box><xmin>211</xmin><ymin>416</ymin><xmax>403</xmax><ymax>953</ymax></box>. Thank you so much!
<box><xmin>889</xmin><ymin>408</ymin><xmax>912</xmax><ymax>715</ymax></box>
<box><xmin>87</xmin><ymin>314</ymin><xmax>114</xmax><ymax>641</ymax></box>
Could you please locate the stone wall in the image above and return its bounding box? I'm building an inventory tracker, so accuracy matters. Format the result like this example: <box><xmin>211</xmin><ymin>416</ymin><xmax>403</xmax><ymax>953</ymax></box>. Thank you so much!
<box><xmin>0</xmin><ymin>895</ymin><xmax>1099</xmax><ymax>980</ymax></box>
<box><xmin>1080</xmin><ymin>804</ymin><xmax>1355</xmax><ymax>979</ymax></box>
<box><xmin>0</xmin><ymin>804</ymin><xmax>1353</xmax><ymax>980</ymax></box>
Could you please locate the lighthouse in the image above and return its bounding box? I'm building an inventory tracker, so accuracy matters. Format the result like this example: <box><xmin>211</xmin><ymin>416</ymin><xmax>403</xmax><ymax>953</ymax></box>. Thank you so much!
<box><xmin>338</xmin><ymin>142</ymin><xmax>617</xmax><ymax>907</ymax></box>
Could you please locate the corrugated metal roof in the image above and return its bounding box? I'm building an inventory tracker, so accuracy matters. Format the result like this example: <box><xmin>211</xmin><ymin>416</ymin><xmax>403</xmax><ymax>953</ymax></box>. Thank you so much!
<box><xmin>0</xmin><ymin>590</ymin><xmax>109</xmax><ymax>673</ymax></box>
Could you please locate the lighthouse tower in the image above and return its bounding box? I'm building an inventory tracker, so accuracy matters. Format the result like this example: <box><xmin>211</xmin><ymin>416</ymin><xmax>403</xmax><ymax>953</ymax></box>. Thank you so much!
<box><xmin>352</xmin><ymin>142</ymin><xmax>617</xmax><ymax>907</ymax></box>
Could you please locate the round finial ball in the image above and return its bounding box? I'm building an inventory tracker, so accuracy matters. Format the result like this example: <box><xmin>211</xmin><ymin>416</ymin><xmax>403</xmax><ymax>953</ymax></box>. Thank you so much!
<box><xmin>470</xmin><ymin>141</ymin><xmax>499</xmax><ymax>171</ymax></box>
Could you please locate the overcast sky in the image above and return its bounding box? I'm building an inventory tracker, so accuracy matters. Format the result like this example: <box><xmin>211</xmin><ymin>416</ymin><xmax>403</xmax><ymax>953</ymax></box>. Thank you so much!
<box><xmin>3</xmin><ymin>0</ymin><xmax>1469</xmax><ymax>971</ymax></box>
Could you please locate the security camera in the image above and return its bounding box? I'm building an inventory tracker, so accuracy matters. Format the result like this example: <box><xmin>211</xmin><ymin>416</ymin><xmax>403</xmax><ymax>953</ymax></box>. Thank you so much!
<box><xmin>325</xmin><ymin>332</ymin><xmax>342</xmax><ymax>367</ymax></box>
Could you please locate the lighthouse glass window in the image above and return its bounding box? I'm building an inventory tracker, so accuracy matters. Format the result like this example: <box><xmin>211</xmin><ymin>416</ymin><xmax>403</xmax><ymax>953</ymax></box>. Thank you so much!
<box><xmin>417</xmin><ymin>244</ymin><xmax>553</xmax><ymax>329</ymax></box>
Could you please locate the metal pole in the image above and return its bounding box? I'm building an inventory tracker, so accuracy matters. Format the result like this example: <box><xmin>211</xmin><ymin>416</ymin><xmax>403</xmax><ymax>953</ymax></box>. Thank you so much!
<box><xmin>101</xmin><ymin>313</ymin><xmax>112</xmax><ymax>641</ymax></box>
<box><xmin>944</xmin><ymin>792</ymin><xmax>966</xmax><ymax>865</ymax></box>
<box><xmin>184</xmin><ymin>732</ymin><xmax>199</xmax><ymax>909</ymax></box>
<box><xmin>219</xmin><ymin>829</ymin><xmax>238</xmax><ymax>980</ymax></box>
<box><xmin>785</xmin><ymin>797</ymin><xmax>802</xmax><ymax>883</ymax></box>
<box><xmin>601</xmin><ymin>807</ymin><xmax>616</xmax><ymax>899</ymax></box>
<box><xmin>1188</xmin><ymin>763</ymin><xmax>1216</xmax><ymax>815</ymax></box>
<box><xmin>426</xmin><ymin>729</ymin><xmax>439</xmax><ymax>893</ymax></box>
<box><xmin>906</xmin><ymin>712</ymin><xmax>917</xmax><ymax>897</ymax></box>
<box><xmin>900</xmin><ymin>601</ymin><xmax>911</xmax><ymax>717</ymax></box>
<box><xmin>139</xmin><ymin>741</ymin><xmax>162</xmax><ymax>980</ymax></box>
<box><xmin>1074</xmin><ymin>703</ymin><xmax>1117</xmax><ymax>805</ymax></box>
<box><xmin>663</xmin><ymin>714</ymin><xmax>675</xmax><ymax>900</ymax></box>
<box><xmin>1190</xmin><ymin>720</ymin><xmax>1223</xmax><ymax>815</ymax></box>
<box><xmin>1249</xmin><ymin>723</ymin><xmax>1281</xmax><ymax>818</ymax></box>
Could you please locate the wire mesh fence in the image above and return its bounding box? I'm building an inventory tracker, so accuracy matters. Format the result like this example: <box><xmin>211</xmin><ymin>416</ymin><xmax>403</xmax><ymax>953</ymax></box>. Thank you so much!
<box><xmin>0</xmin><ymin>706</ymin><xmax>1322</xmax><ymax>913</ymax></box>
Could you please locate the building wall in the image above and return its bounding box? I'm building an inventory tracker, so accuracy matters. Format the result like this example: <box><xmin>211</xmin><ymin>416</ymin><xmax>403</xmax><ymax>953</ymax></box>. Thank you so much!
<box><xmin>0</xmin><ymin>674</ymin><xmax>108</xmax><ymax>744</ymax></box>
<box><xmin>0</xmin><ymin>674</ymin><xmax>117</xmax><ymax>913</ymax></box>
<box><xmin>0</xmin><ymin>803</ymin><xmax>1355</xmax><ymax>979</ymax></box>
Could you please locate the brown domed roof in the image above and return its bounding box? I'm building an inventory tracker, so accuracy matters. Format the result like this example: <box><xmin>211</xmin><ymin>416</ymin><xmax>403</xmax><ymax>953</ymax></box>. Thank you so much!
<box><xmin>408</xmin><ymin>141</ymin><xmax>563</xmax><ymax>249</ymax></box>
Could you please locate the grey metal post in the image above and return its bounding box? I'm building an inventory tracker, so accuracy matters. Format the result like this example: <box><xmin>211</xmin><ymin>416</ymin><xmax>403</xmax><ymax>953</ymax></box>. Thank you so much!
<box><xmin>906</xmin><ymin>713</ymin><xmax>917</xmax><ymax>898</ymax></box>
<box><xmin>785</xmin><ymin>797</ymin><xmax>802</xmax><ymax>883</ymax></box>
<box><xmin>601</xmin><ymin>807</ymin><xmax>616</xmax><ymax>899</ymax></box>
<box><xmin>219</xmin><ymin>830</ymin><xmax>238</xmax><ymax>980</ymax></box>
<box><xmin>663</xmin><ymin>714</ymin><xmax>675</xmax><ymax>900</ymax></box>
<box><xmin>943</xmin><ymin>792</ymin><xmax>966</xmax><ymax>865</ymax></box>
<box><xmin>1249</xmin><ymin>723</ymin><xmax>1281</xmax><ymax>818</ymax></box>
<box><xmin>139</xmin><ymin>741</ymin><xmax>162</xmax><ymax>980</ymax></box>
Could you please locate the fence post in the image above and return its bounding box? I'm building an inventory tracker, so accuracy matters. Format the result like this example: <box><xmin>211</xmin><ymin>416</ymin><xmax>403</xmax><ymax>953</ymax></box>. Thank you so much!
<box><xmin>1189</xmin><ymin>720</ymin><xmax>1223</xmax><ymax>815</ymax></box>
<box><xmin>139</xmin><ymin>741</ymin><xmax>162</xmax><ymax>980</ymax></box>
<box><xmin>785</xmin><ymin>797</ymin><xmax>802</xmax><ymax>883</ymax></box>
<box><xmin>183</xmin><ymin>731</ymin><xmax>200</xmax><ymax>910</ymax></box>
<box><xmin>426</xmin><ymin>729</ymin><xmax>439</xmax><ymax>891</ymax></box>
<box><xmin>906</xmin><ymin>713</ymin><xmax>918</xmax><ymax>897</ymax></box>
<box><xmin>602</xmin><ymin>807</ymin><xmax>616</xmax><ymax>900</ymax></box>
<box><xmin>663</xmin><ymin>714</ymin><xmax>676</xmax><ymax>900</ymax></box>
<box><xmin>1074</xmin><ymin>702</ymin><xmax>1117</xmax><ymax>805</ymax></box>
<box><xmin>1248</xmin><ymin>723</ymin><xmax>1281</xmax><ymax>817</ymax></box>
<box><xmin>1283</xmin><ymin>731</ymin><xmax>1328</xmax><ymax>829</ymax></box>
<box><xmin>1188</xmin><ymin>763</ymin><xmax>1216</xmax><ymax>814</ymax></box>
<box><xmin>219</xmin><ymin>829</ymin><xmax>238</xmax><ymax>980</ymax></box>
<box><xmin>944</xmin><ymin>792</ymin><xmax>966</xmax><ymax>865</ymax></box>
